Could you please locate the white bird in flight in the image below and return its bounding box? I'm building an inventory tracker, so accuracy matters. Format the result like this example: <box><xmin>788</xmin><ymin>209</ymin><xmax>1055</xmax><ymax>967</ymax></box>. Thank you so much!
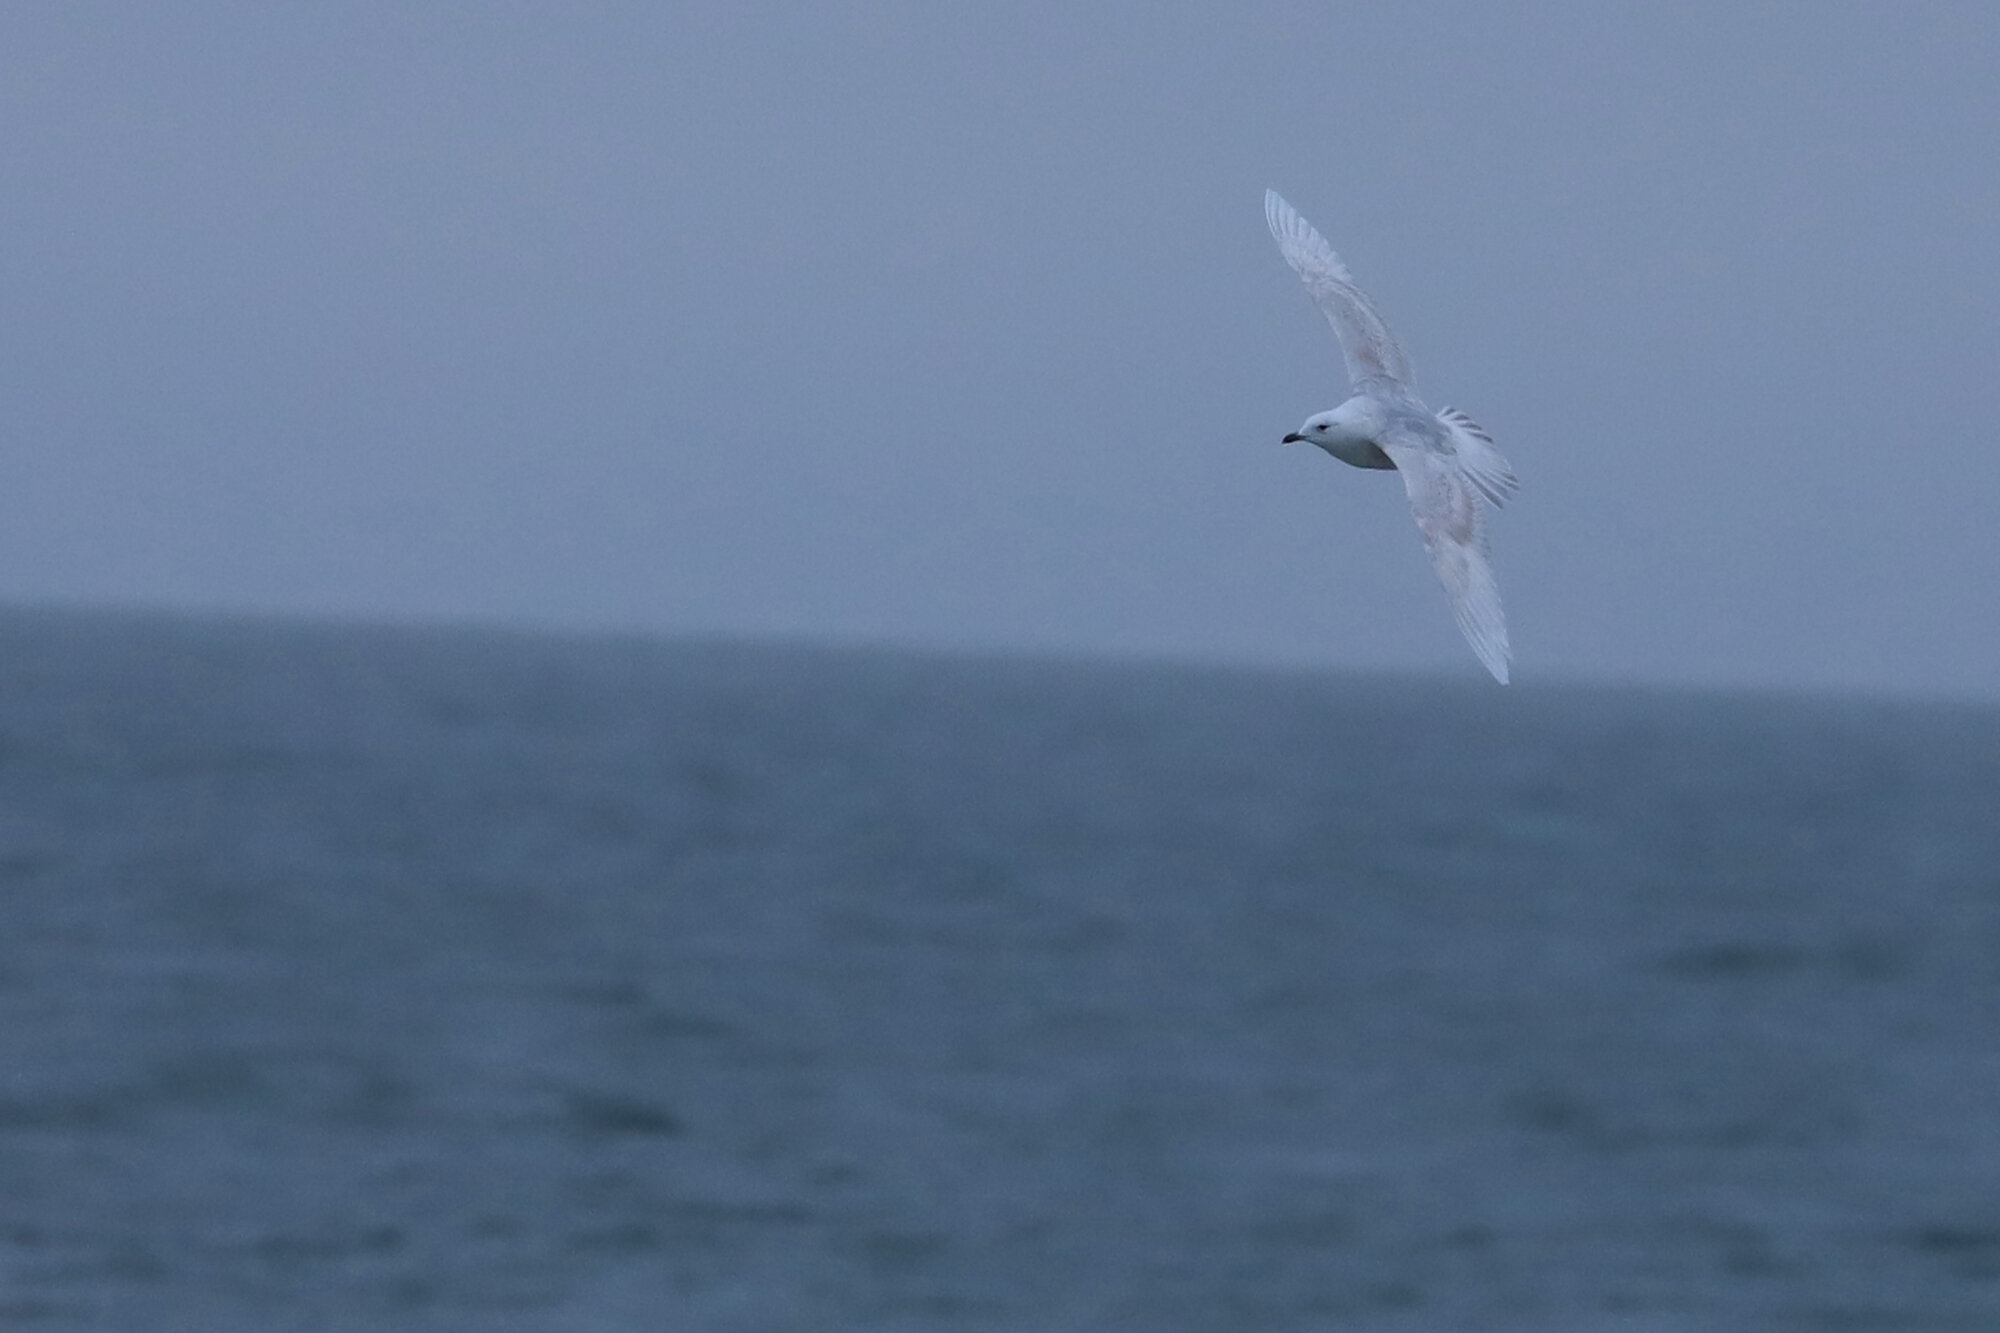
<box><xmin>1265</xmin><ymin>189</ymin><xmax>1518</xmax><ymax>683</ymax></box>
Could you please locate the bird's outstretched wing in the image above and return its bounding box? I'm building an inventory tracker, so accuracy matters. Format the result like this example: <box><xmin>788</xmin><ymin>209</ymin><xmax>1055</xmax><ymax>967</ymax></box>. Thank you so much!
<box><xmin>1378</xmin><ymin>428</ymin><xmax>1512</xmax><ymax>684</ymax></box>
<box><xmin>1265</xmin><ymin>189</ymin><xmax>1414</xmax><ymax>393</ymax></box>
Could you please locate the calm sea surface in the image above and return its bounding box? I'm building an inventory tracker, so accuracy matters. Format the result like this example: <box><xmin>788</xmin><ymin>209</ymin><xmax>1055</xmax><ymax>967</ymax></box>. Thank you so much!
<box><xmin>2</xmin><ymin>610</ymin><xmax>1998</xmax><ymax>1331</ymax></box>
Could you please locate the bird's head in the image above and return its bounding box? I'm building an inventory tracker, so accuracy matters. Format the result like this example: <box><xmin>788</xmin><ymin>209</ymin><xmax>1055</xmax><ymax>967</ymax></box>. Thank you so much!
<box><xmin>1281</xmin><ymin>397</ymin><xmax>1378</xmax><ymax>449</ymax></box>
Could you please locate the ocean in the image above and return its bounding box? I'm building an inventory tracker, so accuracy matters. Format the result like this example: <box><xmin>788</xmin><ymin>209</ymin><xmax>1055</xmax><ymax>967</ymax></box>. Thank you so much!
<box><xmin>2</xmin><ymin>608</ymin><xmax>1997</xmax><ymax>1331</ymax></box>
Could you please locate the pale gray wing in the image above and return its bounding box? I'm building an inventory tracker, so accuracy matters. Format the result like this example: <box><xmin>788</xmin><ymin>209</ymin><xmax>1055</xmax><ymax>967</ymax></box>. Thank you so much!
<box><xmin>1265</xmin><ymin>189</ymin><xmax>1414</xmax><ymax>392</ymax></box>
<box><xmin>1378</xmin><ymin>428</ymin><xmax>1511</xmax><ymax>683</ymax></box>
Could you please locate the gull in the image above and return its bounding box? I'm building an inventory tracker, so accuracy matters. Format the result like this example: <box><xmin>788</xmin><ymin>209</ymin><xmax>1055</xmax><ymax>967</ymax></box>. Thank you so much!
<box><xmin>1265</xmin><ymin>189</ymin><xmax>1518</xmax><ymax>683</ymax></box>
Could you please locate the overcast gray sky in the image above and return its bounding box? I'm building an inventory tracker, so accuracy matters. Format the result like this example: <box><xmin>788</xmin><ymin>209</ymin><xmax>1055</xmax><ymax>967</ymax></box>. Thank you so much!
<box><xmin>5</xmin><ymin>3</ymin><xmax>1997</xmax><ymax>698</ymax></box>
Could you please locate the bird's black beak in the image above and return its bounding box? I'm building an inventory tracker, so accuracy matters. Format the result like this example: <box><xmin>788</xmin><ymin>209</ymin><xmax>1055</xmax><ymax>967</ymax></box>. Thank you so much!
<box><xmin>1281</xmin><ymin>432</ymin><xmax>1306</xmax><ymax>445</ymax></box>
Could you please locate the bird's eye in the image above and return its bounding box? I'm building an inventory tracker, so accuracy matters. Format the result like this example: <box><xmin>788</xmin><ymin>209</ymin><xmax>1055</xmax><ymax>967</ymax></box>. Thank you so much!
<box><xmin>1314</xmin><ymin>423</ymin><xmax>1329</xmax><ymax>432</ymax></box>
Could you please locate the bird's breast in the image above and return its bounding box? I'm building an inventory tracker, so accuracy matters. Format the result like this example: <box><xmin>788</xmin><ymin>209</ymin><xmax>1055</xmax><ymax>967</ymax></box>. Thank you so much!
<box><xmin>1316</xmin><ymin>439</ymin><xmax>1398</xmax><ymax>470</ymax></box>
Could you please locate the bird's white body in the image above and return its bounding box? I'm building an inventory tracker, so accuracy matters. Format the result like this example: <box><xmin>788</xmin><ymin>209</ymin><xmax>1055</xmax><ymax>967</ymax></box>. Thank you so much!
<box><xmin>1265</xmin><ymin>189</ymin><xmax>1518</xmax><ymax>683</ymax></box>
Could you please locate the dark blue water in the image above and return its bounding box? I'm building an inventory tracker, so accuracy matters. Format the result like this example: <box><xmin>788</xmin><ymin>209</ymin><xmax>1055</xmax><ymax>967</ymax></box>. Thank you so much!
<box><xmin>2</xmin><ymin>609</ymin><xmax>1998</xmax><ymax>1330</ymax></box>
